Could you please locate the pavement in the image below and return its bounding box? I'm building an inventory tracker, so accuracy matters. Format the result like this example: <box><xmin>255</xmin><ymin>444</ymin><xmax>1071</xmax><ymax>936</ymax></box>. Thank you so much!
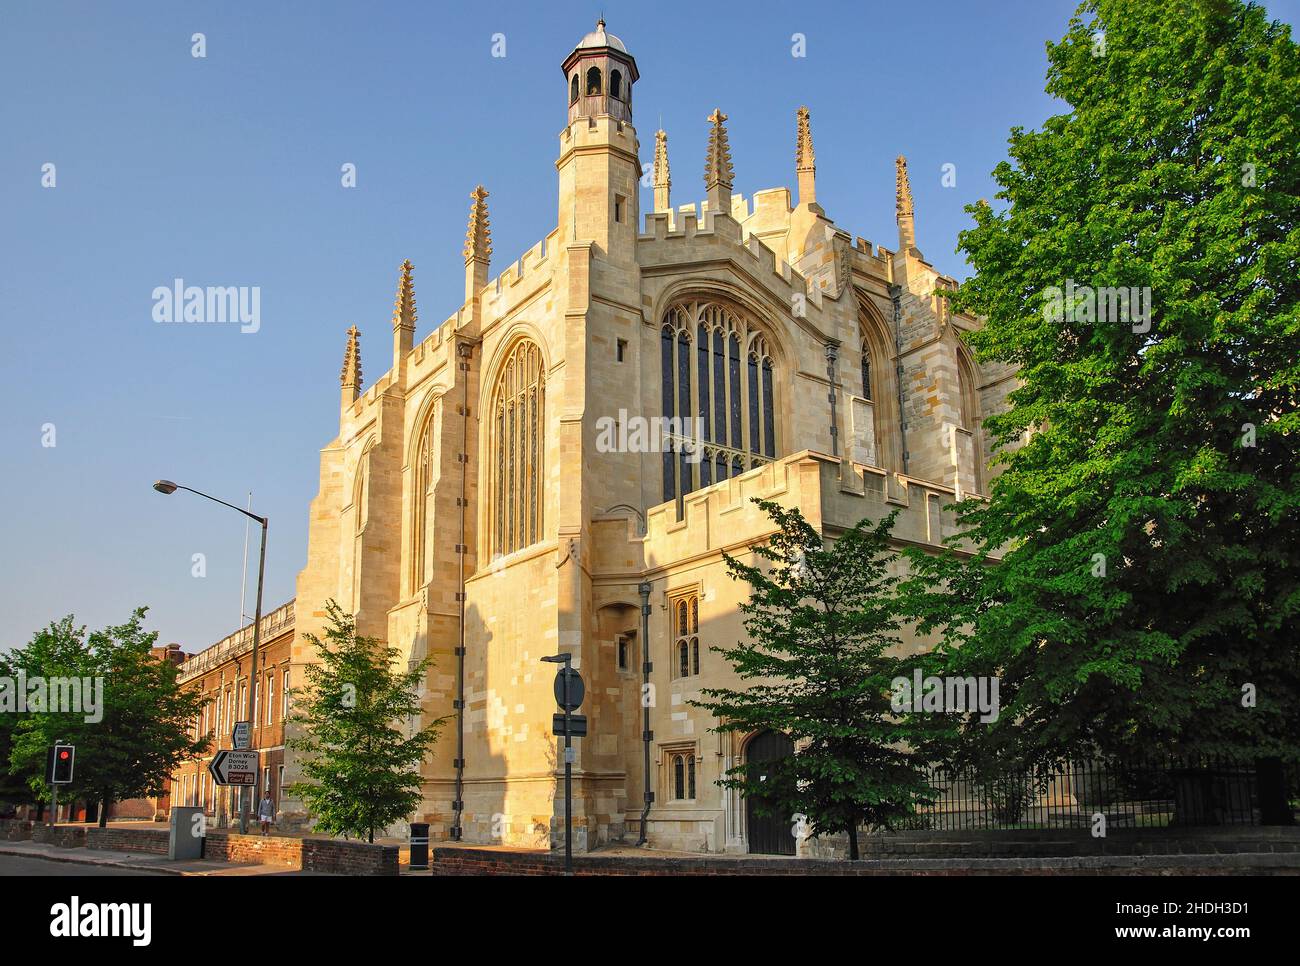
<box><xmin>0</xmin><ymin>839</ymin><xmax>318</xmax><ymax>876</ymax></box>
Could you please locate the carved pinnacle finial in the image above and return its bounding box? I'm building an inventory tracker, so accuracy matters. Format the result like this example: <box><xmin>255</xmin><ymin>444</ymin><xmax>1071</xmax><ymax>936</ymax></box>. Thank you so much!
<box><xmin>704</xmin><ymin>109</ymin><xmax>734</xmax><ymax>190</ymax></box>
<box><xmin>654</xmin><ymin>130</ymin><xmax>671</xmax><ymax>189</ymax></box>
<box><xmin>796</xmin><ymin>106</ymin><xmax>815</xmax><ymax>172</ymax></box>
<box><xmin>341</xmin><ymin>325</ymin><xmax>362</xmax><ymax>389</ymax></box>
<box><xmin>463</xmin><ymin>185</ymin><xmax>492</xmax><ymax>263</ymax></box>
<box><xmin>896</xmin><ymin>155</ymin><xmax>916</xmax><ymax>250</ymax></box>
<box><xmin>391</xmin><ymin>259</ymin><xmax>416</xmax><ymax>332</ymax></box>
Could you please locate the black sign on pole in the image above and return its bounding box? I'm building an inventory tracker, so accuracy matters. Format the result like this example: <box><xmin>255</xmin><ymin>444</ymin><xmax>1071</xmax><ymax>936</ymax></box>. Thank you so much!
<box><xmin>552</xmin><ymin>713</ymin><xmax>587</xmax><ymax>737</ymax></box>
<box><xmin>553</xmin><ymin>668</ymin><xmax>584</xmax><ymax>712</ymax></box>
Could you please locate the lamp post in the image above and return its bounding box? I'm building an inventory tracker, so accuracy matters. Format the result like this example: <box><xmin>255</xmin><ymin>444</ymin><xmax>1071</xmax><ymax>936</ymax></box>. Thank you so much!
<box><xmin>154</xmin><ymin>480</ymin><xmax>267</xmax><ymax>835</ymax></box>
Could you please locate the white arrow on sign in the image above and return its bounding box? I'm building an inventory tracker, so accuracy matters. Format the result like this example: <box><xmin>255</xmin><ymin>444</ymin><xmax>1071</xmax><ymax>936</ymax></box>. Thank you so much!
<box><xmin>208</xmin><ymin>749</ymin><xmax>259</xmax><ymax>786</ymax></box>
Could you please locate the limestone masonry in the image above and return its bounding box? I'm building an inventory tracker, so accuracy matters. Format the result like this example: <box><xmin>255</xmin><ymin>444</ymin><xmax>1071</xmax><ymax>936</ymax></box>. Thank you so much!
<box><xmin>174</xmin><ymin>20</ymin><xmax>1015</xmax><ymax>856</ymax></box>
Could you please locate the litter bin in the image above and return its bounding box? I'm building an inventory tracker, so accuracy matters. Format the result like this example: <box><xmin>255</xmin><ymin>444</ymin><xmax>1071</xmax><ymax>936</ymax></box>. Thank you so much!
<box><xmin>409</xmin><ymin>822</ymin><xmax>430</xmax><ymax>870</ymax></box>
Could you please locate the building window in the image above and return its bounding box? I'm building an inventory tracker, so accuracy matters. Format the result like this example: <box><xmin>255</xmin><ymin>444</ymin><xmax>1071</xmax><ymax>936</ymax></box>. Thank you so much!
<box><xmin>860</xmin><ymin>349</ymin><xmax>873</xmax><ymax>401</ymax></box>
<box><xmin>669</xmin><ymin>593</ymin><xmax>700</xmax><ymax>679</ymax></box>
<box><xmin>616</xmin><ymin>338</ymin><xmax>627</xmax><ymax>362</ymax></box>
<box><xmin>489</xmin><ymin>339</ymin><xmax>546</xmax><ymax>557</ymax></box>
<box><xmin>660</xmin><ymin>300</ymin><xmax>778</xmax><ymax>502</ymax></box>
<box><xmin>277</xmin><ymin>765</ymin><xmax>285</xmax><ymax>803</ymax></box>
<box><xmin>666</xmin><ymin>750</ymin><xmax>696</xmax><ymax>801</ymax></box>
<box><xmin>610</xmin><ymin>69</ymin><xmax>622</xmax><ymax>99</ymax></box>
<box><xmin>569</xmin><ymin>74</ymin><xmax>579</xmax><ymax>104</ymax></box>
<box><xmin>617</xmin><ymin>635</ymin><xmax>629</xmax><ymax>671</ymax></box>
<box><xmin>585</xmin><ymin>66</ymin><xmax>601</xmax><ymax>96</ymax></box>
<box><xmin>614</xmin><ymin>194</ymin><xmax>625</xmax><ymax>223</ymax></box>
<box><xmin>283</xmin><ymin>668</ymin><xmax>291</xmax><ymax>719</ymax></box>
<box><xmin>265</xmin><ymin>672</ymin><xmax>275</xmax><ymax>724</ymax></box>
<box><xmin>411</xmin><ymin>401</ymin><xmax>439</xmax><ymax>591</ymax></box>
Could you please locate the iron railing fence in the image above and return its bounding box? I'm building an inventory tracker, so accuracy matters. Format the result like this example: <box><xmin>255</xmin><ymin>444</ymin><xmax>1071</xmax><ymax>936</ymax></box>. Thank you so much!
<box><xmin>899</xmin><ymin>756</ymin><xmax>1300</xmax><ymax>831</ymax></box>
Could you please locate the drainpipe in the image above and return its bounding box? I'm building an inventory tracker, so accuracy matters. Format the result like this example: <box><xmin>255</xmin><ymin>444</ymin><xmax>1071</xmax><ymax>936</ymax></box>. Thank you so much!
<box><xmin>824</xmin><ymin>342</ymin><xmax>840</xmax><ymax>458</ymax></box>
<box><xmin>888</xmin><ymin>284</ymin><xmax>910</xmax><ymax>474</ymax></box>
<box><xmin>636</xmin><ymin>580</ymin><xmax>653</xmax><ymax>845</ymax></box>
<box><xmin>451</xmin><ymin>341</ymin><xmax>472</xmax><ymax>841</ymax></box>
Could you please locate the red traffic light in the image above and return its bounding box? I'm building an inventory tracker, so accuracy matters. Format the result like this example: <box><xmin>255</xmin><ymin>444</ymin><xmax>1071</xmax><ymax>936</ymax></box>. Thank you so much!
<box><xmin>59</xmin><ymin>751</ymin><xmax>70</xmax><ymax>759</ymax></box>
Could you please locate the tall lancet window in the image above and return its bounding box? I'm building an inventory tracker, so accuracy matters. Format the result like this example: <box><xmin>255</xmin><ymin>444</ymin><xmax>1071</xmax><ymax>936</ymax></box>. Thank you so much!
<box><xmin>411</xmin><ymin>401</ymin><xmax>439</xmax><ymax>592</ymax></box>
<box><xmin>490</xmin><ymin>339</ymin><xmax>545</xmax><ymax>557</ymax></box>
<box><xmin>352</xmin><ymin>442</ymin><xmax>373</xmax><ymax>610</ymax></box>
<box><xmin>660</xmin><ymin>300</ymin><xmax>778</xmax><ymax>503</ymax></box>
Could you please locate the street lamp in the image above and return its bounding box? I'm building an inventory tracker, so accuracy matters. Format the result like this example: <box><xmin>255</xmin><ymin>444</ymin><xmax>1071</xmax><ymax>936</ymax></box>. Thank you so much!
<box><xmin>153</xmin><ymin>480</ymin><xmax>267</xmax><ymax>835</ymax></box>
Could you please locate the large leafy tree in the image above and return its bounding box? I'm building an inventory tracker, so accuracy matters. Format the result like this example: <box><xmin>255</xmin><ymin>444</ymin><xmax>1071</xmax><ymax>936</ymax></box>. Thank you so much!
<box><xmin>907</xmin><ymin>0</ymin><xmax>1300</xmax><ymax>780</ymax></box>
<box><xmin>695</xmin><ymin>501</ymin><xmax>949</xmax><ymax>859</ymax></box>
<box><xmin>7</xmin><ymin>610</ymin><xmax>208</xmax><ymax>825</ymax></box>
<box><xmin>287</xmin><ymin>601</ymin><xmax>442</xmax><ymax>843</ymax></box>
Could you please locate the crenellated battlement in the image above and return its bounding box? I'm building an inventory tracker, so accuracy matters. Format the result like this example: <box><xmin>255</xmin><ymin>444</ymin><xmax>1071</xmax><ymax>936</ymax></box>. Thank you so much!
<box><xmin>616</xmin><ymin>450</ymin><xmax>976</xmax><ymax>577</ymax></box>
<box><xmin>639</xmin><ymin>205</ymin><xmax>827</xmax><ymax>313</ymax></box>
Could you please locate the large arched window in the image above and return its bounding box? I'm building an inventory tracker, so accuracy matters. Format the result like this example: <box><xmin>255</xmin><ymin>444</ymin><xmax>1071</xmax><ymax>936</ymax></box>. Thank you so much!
<box><xmin>956</xmin><ymin>344</ymin><xmax>985</xmax><ymax>494</ymax></box>
<box><xmin>410</xmin><ymin>400</ymin><xmax>439</xmax><ymax>591</ymax></box>
<box><xmin>660</xmin><ymin>300</ymin><xmax>777</xmax><ymax>502</ymax></box>
<box><xmin>489</xmin><ymin>339</ymin><xmax>545</xmax><ymax>556</ymax></box>
<box><xmin>858</xmin><ymin>302</ymin><xmax>903</xmax><ymax>472</ymax></box>
<box><xmin>585</xmin><ymin>66</ymin><xmax>602</xmax><ymax>96</ymax></box>
<box><xmin>352</xmin><ymin>441</ymin><xmax>373</xmax><ymax>610</ymax></box>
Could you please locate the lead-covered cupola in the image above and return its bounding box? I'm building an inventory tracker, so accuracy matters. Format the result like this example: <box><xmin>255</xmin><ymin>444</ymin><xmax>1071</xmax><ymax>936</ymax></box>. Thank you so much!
<box><xmin>562</xmin><ymin>19</ymin><xmax>638</xmax><ymax>124</ymax></box>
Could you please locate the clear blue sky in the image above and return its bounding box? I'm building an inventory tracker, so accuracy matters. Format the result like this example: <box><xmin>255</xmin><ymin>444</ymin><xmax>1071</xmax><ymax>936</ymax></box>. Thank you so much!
<box><xmin>3</xmin><ymin>0</ymin><xmax>1297</xmax><ymax>654</ymax></box>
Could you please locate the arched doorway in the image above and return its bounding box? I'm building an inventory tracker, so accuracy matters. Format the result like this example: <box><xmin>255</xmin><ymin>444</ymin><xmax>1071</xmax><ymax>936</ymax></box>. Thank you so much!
<box><xmin>745</xmin><ymin>730</ymin><xmax>796</xmax><ymax>855</ymax></box>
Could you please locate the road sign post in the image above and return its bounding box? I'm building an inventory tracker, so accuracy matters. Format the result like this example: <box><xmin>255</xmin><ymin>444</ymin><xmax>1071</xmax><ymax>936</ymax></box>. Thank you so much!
<box><xmin>543</xmin><ymin>654</ymin><xmax>584</xmax><ymax>876</ymax></box>
<box><xmin>208</xmin><ymin>750</ymin><xmax>259</xmax><ymax>787</ymax></box>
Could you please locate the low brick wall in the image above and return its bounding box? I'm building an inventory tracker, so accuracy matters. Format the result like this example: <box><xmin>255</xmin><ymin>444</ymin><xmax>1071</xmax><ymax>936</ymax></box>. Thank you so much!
<box><xmin>853</xmin><ymin>827</ymin><xmax>1300</xmax><ymax>859</ymax></box>
<box><xmin>32</xmin><ymin>825</ymin><xmax>88</xmax><ymax>849</ymax></box>
<box><xmin>431</xmin><ymin>845</ymin><xmax>1300</xmax><ymax>876</ymax></box>
<box><xmin>87</xmin><ymin>827</ymin><xmax>169</xmax><ymax>854</ymax></box>
<box><xmin>0</xmin><ymin>819</ymin><xmax>34</xmax><ymax>841</ymax></box>
<box><xmin>204</xmin><ymin>832</ymin><xmax>398</xmax><ymax>876</ymax></box>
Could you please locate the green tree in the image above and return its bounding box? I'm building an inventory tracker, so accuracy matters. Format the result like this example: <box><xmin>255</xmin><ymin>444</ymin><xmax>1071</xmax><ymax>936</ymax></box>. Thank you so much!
<box><xmin>907</xmin><ymin>0</ymin><xmax>1300</xmax><ymax>781</ymax></box>
<box><xmin>7</xmin><ymin>610</ymin><xmax>208</xmax><ymax>825</ymax></box>
<box><xmin>286</xmin><ymin>601</ymin><xmax>442</xmax><ymax>843</ymax></box>
<box><xmin>694</xmin><ymin>501</ymin><xmax>949</xmax><ymax>859</ymax></box>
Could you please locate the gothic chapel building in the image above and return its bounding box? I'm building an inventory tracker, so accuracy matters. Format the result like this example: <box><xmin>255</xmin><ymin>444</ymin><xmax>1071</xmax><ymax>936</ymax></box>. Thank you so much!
<box><xmin>285</xmin><ymin>21</ymin><xmax>1014</xmax><ymax>854</ymax></box>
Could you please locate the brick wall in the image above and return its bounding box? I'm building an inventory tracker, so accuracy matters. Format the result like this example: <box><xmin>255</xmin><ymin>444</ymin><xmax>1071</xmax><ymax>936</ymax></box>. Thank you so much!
<box><xmin>0</xmin><ymin>819</ymin><xmax>34</xmax><ymax>841</ymax></box>
<box><xmin>431</xmin><ymin>844</ymin><xmax>1300</xmax><ymax>876</ymax></box>
<box><xmin>32</xmin><ymin>825</ymin><xmax>88</xmax><ymax>849</ymax></box>
<box><xmin>87</xmin><ymin>827</ymin><xmax>169</xmax><ymax>854</ymax></box>
<box><xmin>203</xmin><ymin>832</ymin><xmax>398</xmax><ymax>875</ymax></box>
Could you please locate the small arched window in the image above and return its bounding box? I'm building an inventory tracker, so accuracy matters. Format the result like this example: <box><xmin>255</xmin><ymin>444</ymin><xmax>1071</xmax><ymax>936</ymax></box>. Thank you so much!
<box><xmin>569</xmin><ymin>74</ymin><xmax>579</xmax><ymax>104</ymax></box>
<box><xmin>610</xmin><ymin>69</ymin><xmax>622</xmax><ymax>99</ymax></box>
<box><xmin>671</xmin><ymin>753</ymin><xmax>696</xmax><ymax>800</ymax></box>
<box><xmin>585</xmin><ymin>66</ymin><xmax>602</xmax><ymax>96</ymax></box>
<box><xmin>860</xmin><ymin>348</ymin><xmax>873</xmax><ymax>401</ymax></box>
<box><xmin>671</xmin><ymin>592</ymin><xmax>700</xmax><ymax>678</ymax></box>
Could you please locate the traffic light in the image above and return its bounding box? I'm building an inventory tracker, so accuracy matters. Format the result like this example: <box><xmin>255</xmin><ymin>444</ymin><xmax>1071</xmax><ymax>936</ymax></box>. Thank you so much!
<box><xmin>49</xmin><ymin>744</ymin><xmax>75</xmax><ymax>784</ymax></box>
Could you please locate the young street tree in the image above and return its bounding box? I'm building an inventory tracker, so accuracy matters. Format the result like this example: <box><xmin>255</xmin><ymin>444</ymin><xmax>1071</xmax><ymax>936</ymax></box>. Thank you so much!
<box><xmin>287</xmin><ymin>601</ymin><xmax>442</xmax><ymax>843</ymax></box>
<box><xmin>908</xmin><ymin>0</ymin><xmax>1299</xmax><ymax>800</ymax></box>
<box><xmin>6</xmin><ymin>610</ymin><xmax>208</xmax><ymax>825</ymax></box>
<box><xmin>695</xmin><ymin>500</ymin><xmax>949</xmax><ymax>859</ymax></box>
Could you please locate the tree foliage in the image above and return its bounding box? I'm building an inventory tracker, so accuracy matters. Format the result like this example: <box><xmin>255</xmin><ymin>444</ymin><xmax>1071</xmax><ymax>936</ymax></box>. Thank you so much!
<box><xmin>286</xmin><ymin>601</ymin><xmax>442</xmax><ymax>843</ymax></box>
<box><xmin>907</xmin><ymin>0</ymin><xmax>1300</xmax><ymax>766</ymax></box>
<box><xmin>695</xmin><ymin>501</ymin><xmax>949</xmax><ymax>859</ymax></box>
<box><xmin>3</xmin><ymin>610</ymin><xmax>208</xmax><ymax>824</ymax></box>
